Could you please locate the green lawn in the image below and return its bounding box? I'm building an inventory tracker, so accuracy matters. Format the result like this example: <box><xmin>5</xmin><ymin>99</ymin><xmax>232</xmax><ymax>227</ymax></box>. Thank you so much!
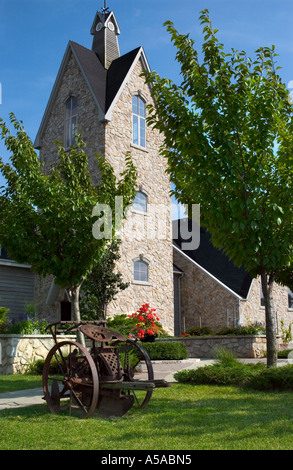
<box><xmin>1</xmin><ymin>383</ymin><xmax>293</xmax><ymax>450</ymax></box>
<box><xmin>0</xmin><ymin>374</ymin><xmax>42</xmax><ymax>393</ymax></box>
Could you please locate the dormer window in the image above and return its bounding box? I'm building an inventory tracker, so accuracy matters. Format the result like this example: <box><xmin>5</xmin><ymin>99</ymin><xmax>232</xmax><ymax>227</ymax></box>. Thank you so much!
<box><xmin>65</xmin><ymin>96</ymin><xmax>78</xmax><ymax>148</ymax></box>
<box><xmin>132</xmin><ymin>95</ymin><xmax>146</xmax><ymax>148</ymax></box>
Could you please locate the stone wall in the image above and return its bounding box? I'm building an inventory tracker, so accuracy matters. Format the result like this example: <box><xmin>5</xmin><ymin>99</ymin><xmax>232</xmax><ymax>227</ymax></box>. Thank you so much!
<box><xmin>159</xmin><ymin>335</ymin><xmax>286</xmax><ymax>359</ymax></box>
<box><xmin>36</xmin><ymin>49</ymin><xmax>175</xmax><ymax>335</ymax></box>
<box><xmin>105</xmin><ymin>58</ymin><xmax>174</xmax><ymax>333</ymax></box>
<box><xmin>173</xmin><ymin>249</ymin><xmax>240</xmax><ymax>332</ymax></box>
<box><xmin>239</xmin><ymin>277</ymin><xmax>293</xmax><ymax>331</ymax></box>
<box><xmin>0</xmin><ymin>335</ymin><xmax>75</xmax><ymax>375</ymax></box>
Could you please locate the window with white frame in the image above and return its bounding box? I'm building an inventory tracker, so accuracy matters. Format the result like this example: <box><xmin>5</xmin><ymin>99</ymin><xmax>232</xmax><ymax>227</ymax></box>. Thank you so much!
<box><xmin>65</xmin><ymin>96</ymin><xmax>78</xmax><ymax>148</ymax></box>
<box><xmin>134</xmin><ymin>260</ymin><xmax>148</xmax><ymax>282</ymax></box>
<box><xmin>133</xmin><ymin>191</ymin><xmax>148</xmax><ymax>213</ymax></box>
<box><xmin>132</xmin><ymin>95</ymin><xmax>146</xmax><ymax>147</ymax></box>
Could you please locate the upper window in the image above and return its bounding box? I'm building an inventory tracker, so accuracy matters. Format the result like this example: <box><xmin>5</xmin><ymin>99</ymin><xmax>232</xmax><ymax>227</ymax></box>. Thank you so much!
<box><xmin>132</xmin><ymin>95</ymin><xmax>146</xmax><ymax>147</ymax></box>
<box><xmin>133</xmin><ymin>191</ymin><xmax>148</xmax><ymax>213</ymax></box>
<box><xmin>65</xmin><ymin>96</ymin><xmax>78</xmax><ymax>148</ymax></box>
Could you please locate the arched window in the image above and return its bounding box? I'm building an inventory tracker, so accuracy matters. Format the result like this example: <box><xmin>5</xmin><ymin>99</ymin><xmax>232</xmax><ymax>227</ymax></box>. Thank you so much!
<box><xmin>132</xmin><ymin>95</ymin><xmax>146</xmax><ymax>147</ymax></box>
<box><xmin>133</xmin><ymin>191</ymin><xmax>148</xmax><ymax>213</ymax></box>
<box><xmin>65</xmin><ymin>96</ymin><xmax>78</xmax><ymax>148</ymax></box>
<box><xmin>134</xmin><ymin>259</ymin><xmax>149</xmax><ymax>283</ymax></box>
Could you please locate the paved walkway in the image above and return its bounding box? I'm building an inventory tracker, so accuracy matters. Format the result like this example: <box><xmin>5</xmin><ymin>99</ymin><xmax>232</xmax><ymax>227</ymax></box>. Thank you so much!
<box><xmin>0</xmin><ymin>358</ymin><xmax>203</xmax><ymax>411</ymax></box>
<box><xmin>0</xmin><ymin>358</ymin><xmax>289</xmax><ymax>411</ymax></box>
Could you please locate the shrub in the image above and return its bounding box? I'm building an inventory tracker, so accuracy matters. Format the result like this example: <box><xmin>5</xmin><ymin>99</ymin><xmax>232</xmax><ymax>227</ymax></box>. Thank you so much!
<box><xmin>213</xmin><ymin>346</ymin><xmax>239</xmax><ymax>366</ymax></box>
<box><xmin>182</xmin><ymin>325</ymin><xmax>214</xmax><ymax>337</ymax></box>
<box><xmin>106</xmin><ymin>314</ymin><xmax>138</xmax><ymax>338</ymax></box>
<box><xmin>7</xmin><ymin>318</ymin><xmax>49</xmax><ymax>334</ymax></box>
<box><xmin>246</xmin><ymin>364</ymin><xmax>293</xmax><ymax>391</ymax></box>
<box><xmin>278</xmin><ymin>349</ymin><xmax>293</xmax><ymax>358</ymax></box>
<box><xmin>217</xmin><ymin>322</ymin><xmax>265</xmax><ymax>336</ymax></box>
<box><xmin>139</xmin><ymin>341</ymin><xmax>188</xmax><ymax>360</ymax></box>
<box><xmin>0</xmin><ymin>306</ymin><xmax>10</xmax><ymax>333</ymax></box>
<box><xmin>174</xmin><ymin>361</ymin><xmax>265</xmax><ymax>386</ymax></box>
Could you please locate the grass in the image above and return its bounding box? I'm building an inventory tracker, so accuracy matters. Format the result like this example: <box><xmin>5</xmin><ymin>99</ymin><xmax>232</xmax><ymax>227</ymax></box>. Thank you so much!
<box><xmin>1</xmin><ymin>383</ymin><xmax>293</xmax><ymax>450</ymax></box>
<box><xmin>0</xmin><ymin>374</ymin><xmax>42</xmax><ymax>393</ymax></box>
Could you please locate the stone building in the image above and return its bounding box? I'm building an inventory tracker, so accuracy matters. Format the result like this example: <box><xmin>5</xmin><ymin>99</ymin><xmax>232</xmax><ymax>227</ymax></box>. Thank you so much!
<box><xmin>173</xmin><ymin>220</ymin><xmax>293</xmax><ymax>335</ymax></box>
<box><xmin>33</xmin><ymin>7</ymin><xmax>174</xmax><ymax>333</ymax></box>
<box><xmin>1</xmin><ymin>6</ymin><xmax>293</xmax><ymax>339</ymax></box>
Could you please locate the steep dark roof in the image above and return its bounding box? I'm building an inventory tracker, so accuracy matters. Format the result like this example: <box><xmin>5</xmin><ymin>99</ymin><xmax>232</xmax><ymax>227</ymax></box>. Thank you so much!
<box><xmin>34</xmin><ymin>42</ymin><xmax>145</xmax><ymax>149</ymax></box>
<box><xmin>173</xmin><ymin>219</ymin><xmax>253</xmax><ymax>299</ymax></box>
<box><xmin>70</xmin><ymin>41</ymin><xmax>107</xmax><ymax>112</ymax></box>
<box><xmin>106</xmin><ymin>47</ymin><xmax>141</xmax><ymax>111</ymax></box>
<box><xmin>71</xmin><ymin>42</ymin><xmax>141</xmax><ymax>114</ymax></box>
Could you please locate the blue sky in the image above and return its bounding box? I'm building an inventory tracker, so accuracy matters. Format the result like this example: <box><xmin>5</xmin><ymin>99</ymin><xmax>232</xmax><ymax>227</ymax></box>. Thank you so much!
<box><xmin>1</xmin><ymin>0</ymin><xmax>293</xmax><ymax>192</ymax></box>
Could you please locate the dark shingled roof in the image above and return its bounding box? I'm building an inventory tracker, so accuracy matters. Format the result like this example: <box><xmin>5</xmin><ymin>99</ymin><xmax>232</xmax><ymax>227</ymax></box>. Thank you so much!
<box><xmin>34</xmin><ymin>41</ymin><xmax>144</xmax><ymax>149</ymax></box>
<box><xmin>70</xmin><ymin>41</ymin><xmax>107</xmax><ymax>112</ymax></box>
<box><xmin>71</xmin><ymin>41</ymin><xmax>141</xmax><ymax>114</ymax></box>
<box><xmin>173</xmin><ymin>219</ymin><xmax>253</xmax><ymax>299</ymax></box>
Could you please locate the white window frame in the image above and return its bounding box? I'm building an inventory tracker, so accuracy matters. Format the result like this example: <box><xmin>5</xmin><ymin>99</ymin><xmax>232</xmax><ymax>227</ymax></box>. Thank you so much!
<box><xmin>132</xmin><ymin>95</ymin><xmax>146</xmax><ymax>148</ymax></box>
<box><xmin>133</xmin><ymin>255</ymin><xmax>150</xmax><ymax>285</ymax></box>
<box><xmin>133</xmin><ymin>191</ymin><xmax>148</xmax><ymax>213</ymax></box>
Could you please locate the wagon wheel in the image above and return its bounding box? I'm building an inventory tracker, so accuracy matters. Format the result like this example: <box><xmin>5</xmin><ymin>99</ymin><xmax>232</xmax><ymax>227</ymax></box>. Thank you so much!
<box><xmin>118</xmin><ymin>339</ymin><xmax>154</xmax><ymax>408</ymax></box>
<box><xmin>43</xmin><ymin>340</ymin><xmax>99</xmax><ymax>419</ymax></box>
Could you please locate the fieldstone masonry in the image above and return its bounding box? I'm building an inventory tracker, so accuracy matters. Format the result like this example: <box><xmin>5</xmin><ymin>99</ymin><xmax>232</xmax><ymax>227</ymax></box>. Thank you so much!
<box><xmin>36</xmin><ymin>47</ymin><xmax>174</xmax><ymax>334</ymax></box>
<box><xmin>0</xmin><ymin>334</ymin><xmax>76</xmax><ymax>375</ymax></box>
<box><xmin>159</xmin><ymin>335</ymin><xmax>288</xmax><ymax>359</ymax></box>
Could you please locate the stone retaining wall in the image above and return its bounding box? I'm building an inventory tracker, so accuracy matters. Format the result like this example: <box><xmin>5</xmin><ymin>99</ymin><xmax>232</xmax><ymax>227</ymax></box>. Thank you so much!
<box><xmin>158</xmin><ymin>335</ymin><xmax>287</xmax><ymax>359</ymax></box>
<box><xmin>0</xmin><ymin>335</ymin><xmax>76</xmax><ymax>375</ymax></box>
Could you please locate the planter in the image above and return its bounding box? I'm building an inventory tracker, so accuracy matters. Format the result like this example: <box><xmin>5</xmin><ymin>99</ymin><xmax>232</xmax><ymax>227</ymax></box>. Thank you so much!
<box><xmin>141</xmin><ymin>334</ymin><xmax>156</xmax><ymax>343</ymax></box>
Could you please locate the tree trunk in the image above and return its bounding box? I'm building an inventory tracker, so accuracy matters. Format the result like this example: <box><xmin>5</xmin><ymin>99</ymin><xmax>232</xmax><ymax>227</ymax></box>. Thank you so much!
<box><xmin>70</xmin><ymin>282</ymin><xmax>85</xmax><ymax>347</ymax></box>
<box><xmin>260</xmin><ymin>270</ymin><xmax>278</xmax><ymax>367</ymax></box>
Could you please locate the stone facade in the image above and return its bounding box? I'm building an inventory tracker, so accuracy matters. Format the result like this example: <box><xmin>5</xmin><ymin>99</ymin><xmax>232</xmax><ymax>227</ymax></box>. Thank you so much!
<box><xmin>0</xmin><ymin>334</ymin><xmax>75</xmax><ymax>375</ymax></box>
<box><xmin>239</xmin><ymin>277</ymin><xmax>293</xmax><ymax>332</ymax></box>
<box><xmin>174</xmin><ymin>248</ymin><xmax>293</xmax><ymax>335</ymax></box>
<box><xmin>35</xmin><ymin>45</ymin><xmax>174</xmax><ymax>333</ymax></box>
<box><xmin>104</xmin><ymin>59</ymin><xmax>174</xmax><ymax>332</ymax></box>
<box><xmin>173</xmin><ymin>248</ymin><xmax>240</xmax><ymax>332</ymax></box>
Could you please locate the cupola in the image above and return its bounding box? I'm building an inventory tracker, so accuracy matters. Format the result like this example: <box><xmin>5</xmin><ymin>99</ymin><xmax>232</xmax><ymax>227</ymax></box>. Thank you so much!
<box><xmin>90</xmin><ymin>4</ymin><xmax>120</xmax><ymax>69</ymax></box>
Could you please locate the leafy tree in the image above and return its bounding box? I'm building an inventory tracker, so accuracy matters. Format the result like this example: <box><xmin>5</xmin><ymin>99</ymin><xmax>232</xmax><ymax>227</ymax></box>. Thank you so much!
<box><xmin>80</xmin><ymin>238</ymin><xmax>129</xmax><ymax>321</ymax></box>
<box><xmin>0</xmin><ymin>114</ymin><xmax>137</xmax><ymax>344</ymax></box>
<box><xmin>143</xmin><ymin>10</ymin><xmax>293</xmax><ymax>367</ymax></box>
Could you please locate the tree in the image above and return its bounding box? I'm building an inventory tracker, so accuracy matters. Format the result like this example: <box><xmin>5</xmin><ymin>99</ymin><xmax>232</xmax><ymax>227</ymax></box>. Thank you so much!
<box><xmin>143</xmin><ymin>10</ymin><xmax>293</xmax><ymax>367</ymax></box>
<box><xmin>80</xmin><ymin>238</ymin><xmax>129</xmax><ymax>321</ymax></box>
<box><xmin>0</xmin><ymin>114</ymin><xmax>137</xmax><ymax>344</ymax></box>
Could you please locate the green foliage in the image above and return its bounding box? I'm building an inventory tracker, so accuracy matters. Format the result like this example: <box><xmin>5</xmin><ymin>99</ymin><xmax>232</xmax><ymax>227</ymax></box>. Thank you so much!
<box><xmin>106</xmin><ymin>314</ymin><xmax>138</xmax><ymax>338</ymax></box>
<box><xmin>143</xmin><ymin>9</ymin><xmax>293</xmax><ymax>366</ymax></box>
<box><xmin>280</xmin><ymin>319</ymin><xmax>293</xmax><ymax>344</ymax></box>
<box><xmin>174</xmin><ymin>362</ymin><xmax>264</xmax><ymax>386</ymax></box>
<box><xmin>246</xmin><ymin>364</ymin><xmax>293</xmax><ymax>391</ymax></box>
<box><xmin>139</xmin><ymin>341</ymin><xmax>188</xmax><ymax>360</ymax></box>
<box><xmin>7</xmin><ymin>319</ymin><xmax>48</xmax><ymax>335</ymax></box>
<box><xmin>0</xmin><ymin>115</ymin><xmax>137</xmax><ymax>325</ymax></box>
<box><xmin>80</xmin><ymin>239</ymin><xmax>129</xmax><ymax>321</ymax></box>
<box><xmin>0</xmin><ymin>305</ymin><xmax>9</xmax><ymax>333</ymax></box>
<box><xmin>278</xmin><ymin>349</ymin><xmax>293</xmax><ymax>358</ymax></box>
<box><xmin>182</xmin><ymin>325</ymin><xmax>214</xmax><ymax>337</ymax></box>
<box><xmin>217</xmin><ymin>322</ymin><xmax>265</xmax><ymax>336</ymax></box>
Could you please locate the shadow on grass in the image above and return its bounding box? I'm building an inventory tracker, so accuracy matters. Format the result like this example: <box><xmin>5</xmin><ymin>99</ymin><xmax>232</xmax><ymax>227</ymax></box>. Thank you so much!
<box><xmin>1</xmin><ymin>384</ymin><xmax>293</xmax><ymax>450</ymax></box>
